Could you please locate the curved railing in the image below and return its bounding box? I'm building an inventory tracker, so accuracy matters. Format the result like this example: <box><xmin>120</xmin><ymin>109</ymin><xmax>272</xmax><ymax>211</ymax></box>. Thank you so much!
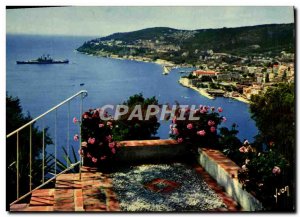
<box><xmin>7</xmin><ymin>90</ymin><xmax>88</xmax><ymax>205</ymax></box>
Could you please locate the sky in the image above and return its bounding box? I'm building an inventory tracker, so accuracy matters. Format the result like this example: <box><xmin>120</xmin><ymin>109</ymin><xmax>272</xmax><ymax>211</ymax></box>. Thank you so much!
<box><xmin>6</xmin><ymin>6</ymin><xmax>295</xmax><ymax>37</ymax></box>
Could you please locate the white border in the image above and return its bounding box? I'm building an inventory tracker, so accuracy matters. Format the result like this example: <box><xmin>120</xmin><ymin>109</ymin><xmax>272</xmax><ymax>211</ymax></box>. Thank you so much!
<box><xmin>1</xmin><ymin>1</ymin><xmax>298</xmax><ymax>217</ymax></box>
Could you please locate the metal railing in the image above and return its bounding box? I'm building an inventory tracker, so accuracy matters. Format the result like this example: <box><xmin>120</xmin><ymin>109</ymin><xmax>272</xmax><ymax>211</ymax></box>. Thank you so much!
<box><xmin>7</xmin><ymin>90</ymin><xmax>88</xmax><ymax>206</ymax></box>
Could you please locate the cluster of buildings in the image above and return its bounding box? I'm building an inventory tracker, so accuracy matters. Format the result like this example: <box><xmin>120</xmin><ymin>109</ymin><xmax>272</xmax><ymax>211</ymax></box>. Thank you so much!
<box><xmin>187</xmin><ymin>61</ymin><xmax>294</xmax><ymax>100</ymax></box>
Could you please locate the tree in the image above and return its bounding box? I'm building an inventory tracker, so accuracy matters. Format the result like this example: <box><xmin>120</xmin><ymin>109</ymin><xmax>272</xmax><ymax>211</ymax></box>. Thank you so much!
<box><xmin>113</xmin><ymin>93</ymin><xmax>160</xmax><ymax>140</ymax></box>
<box><xmin>250</xmin><ymin>83</ymin><xmax>295</xmax><ymax>163</ymax></box>
<box><xmin>6</xmin><ymin>94</ymin><xmax>52</xmax><ymax>207</ymax></box>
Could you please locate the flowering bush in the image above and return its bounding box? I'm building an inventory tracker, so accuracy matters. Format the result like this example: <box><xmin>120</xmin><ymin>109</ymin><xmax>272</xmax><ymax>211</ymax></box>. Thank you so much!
<box><xmin>169</xmin><ymin>105</ymin><xmax>226</xmax><ymax>150</ymax></box>
<box><xmin>238</xmin><ymin>150</ymin><xmax>291</xmax><ymax>209</ymax></box>
<box><xmin>74</xmin><ymin>109</ymin><xmax>120</xmax><ymax>167</ymax></box>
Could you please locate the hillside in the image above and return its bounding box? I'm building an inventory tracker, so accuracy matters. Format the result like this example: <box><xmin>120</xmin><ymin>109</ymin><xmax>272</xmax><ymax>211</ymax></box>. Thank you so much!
<box><xmin>77</xmin><ymin>23</ymin><xmax>295</xmax><ymax>65</ymax></box>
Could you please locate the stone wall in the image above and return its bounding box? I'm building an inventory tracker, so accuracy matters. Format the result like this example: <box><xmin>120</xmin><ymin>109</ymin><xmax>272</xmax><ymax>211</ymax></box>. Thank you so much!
<box><xmin>197</xmin><ymin>148</ymin><xmax>263</xmax><ymax>211</ymax></box>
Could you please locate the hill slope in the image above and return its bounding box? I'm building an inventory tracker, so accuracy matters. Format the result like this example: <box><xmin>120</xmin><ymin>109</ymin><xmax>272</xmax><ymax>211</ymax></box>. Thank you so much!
<box><xmin>77</xmin><ymin>24</ymin><xmax>294</xmax><ymax>64</ymax></box>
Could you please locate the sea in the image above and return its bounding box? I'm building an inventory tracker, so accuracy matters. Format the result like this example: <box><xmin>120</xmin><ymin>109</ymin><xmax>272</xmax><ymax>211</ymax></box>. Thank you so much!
<box><xmin>6</xmin><ymin>34</ymin><xmax>258</xmax><ymax>163</ymax></box>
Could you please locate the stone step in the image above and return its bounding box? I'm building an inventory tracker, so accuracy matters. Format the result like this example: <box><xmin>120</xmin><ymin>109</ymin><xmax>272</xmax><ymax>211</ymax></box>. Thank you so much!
<box><xmin>30</xmin><ymin>189</ymin><xmax>54</xmax><ymax>206</ymax></box>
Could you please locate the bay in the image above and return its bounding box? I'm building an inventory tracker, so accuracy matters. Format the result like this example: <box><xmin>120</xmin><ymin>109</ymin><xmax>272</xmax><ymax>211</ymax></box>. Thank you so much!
<box><xmin>6</xmin><ymin>34</ymin><xmax>258</xmax><ymax>163</ymax></box>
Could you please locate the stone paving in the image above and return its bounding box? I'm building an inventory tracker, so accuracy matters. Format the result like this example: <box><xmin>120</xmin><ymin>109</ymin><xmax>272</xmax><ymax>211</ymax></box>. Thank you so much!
<box><xmin>10</xmin><ymin>163</ymin><xmax>240</xmax><ymax>212</ymax></box>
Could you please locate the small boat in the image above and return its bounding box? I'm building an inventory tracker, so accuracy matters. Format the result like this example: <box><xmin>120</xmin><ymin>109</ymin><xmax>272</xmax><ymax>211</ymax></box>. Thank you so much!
<box><xmin>80</xmin><ymin>83</ymin><xmax>85</xmax><ymax>86</ymax></box>
<box><xmin>16</xmin><ymin>54</ymin><xmax>69</xmax><ymax>64</ymax></box>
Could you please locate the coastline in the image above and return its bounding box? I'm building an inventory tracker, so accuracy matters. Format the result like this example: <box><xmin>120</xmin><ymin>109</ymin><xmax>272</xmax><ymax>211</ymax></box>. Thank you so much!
<box><xmin>179</xmin><ymin>77</ymin><xmax>250</xmax><ymax>104</ymax></box>
<box><xmin>79</xmin><ymin>51</ymin><xmax>250</xmax><ymax>104</ymax></box>
<box><xmin>230</xmin><ymin>96</ymin><xmax>250</xmax><ymax>104</ymax></box>
<box><xmin>178</xmin><ymin>77</ymin><xmax>215</xmax><ymax>100</ymax></box>
<box><xmin>77</xmin><ymin>51</ymin><xmax>195</xmax><ymax>68</ymax></box>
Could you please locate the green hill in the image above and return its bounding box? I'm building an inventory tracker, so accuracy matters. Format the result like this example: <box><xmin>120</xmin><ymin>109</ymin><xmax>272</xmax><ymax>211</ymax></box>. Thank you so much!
<box><xmin>77</xmin><ymin>23</ymin><xmax>294</xmax><ymax>64</ymax></box>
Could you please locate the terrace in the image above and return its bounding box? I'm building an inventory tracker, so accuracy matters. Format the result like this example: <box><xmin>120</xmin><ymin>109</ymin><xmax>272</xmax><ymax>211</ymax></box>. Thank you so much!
<box><xmin>8</xmin><ymin>91</ymin><xmax>262</xmax><ymax>212</ymax></box>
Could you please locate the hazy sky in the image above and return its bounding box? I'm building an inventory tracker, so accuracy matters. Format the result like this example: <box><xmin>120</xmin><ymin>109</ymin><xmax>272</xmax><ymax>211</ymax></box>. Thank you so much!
<box><xmin>6</xmin><ymin>6</ymin><xmax>294</xmax><ymax>37</ymax></box>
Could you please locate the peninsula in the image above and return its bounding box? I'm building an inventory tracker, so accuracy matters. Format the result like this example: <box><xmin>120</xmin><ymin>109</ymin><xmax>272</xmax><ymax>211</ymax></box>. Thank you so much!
<box><xmin>77</xmin><ymin>23</ymin><xmax>294</xmax><ymax>103</ymax></box>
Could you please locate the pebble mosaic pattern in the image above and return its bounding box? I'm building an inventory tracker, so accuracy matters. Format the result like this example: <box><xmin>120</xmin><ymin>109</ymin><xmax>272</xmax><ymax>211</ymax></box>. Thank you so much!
<box><xmin>110</xmin><ymin>163</ymin><xmax>227</xmax><ymax>211</ymax></box>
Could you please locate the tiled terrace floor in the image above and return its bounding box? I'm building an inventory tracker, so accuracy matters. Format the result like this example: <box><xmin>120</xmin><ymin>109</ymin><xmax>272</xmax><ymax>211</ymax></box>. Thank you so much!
<box><xmin>10</xmin><ymin>163</ymin><xmax>240</xmax><ymax>212</ymax></box>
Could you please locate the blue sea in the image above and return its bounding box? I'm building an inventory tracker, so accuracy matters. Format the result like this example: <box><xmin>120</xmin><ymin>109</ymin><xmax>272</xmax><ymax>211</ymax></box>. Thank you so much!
<box><xmin>6</xmin><ymin>34</ymin><xmax>258</xmax><ymax>162</ymax></box>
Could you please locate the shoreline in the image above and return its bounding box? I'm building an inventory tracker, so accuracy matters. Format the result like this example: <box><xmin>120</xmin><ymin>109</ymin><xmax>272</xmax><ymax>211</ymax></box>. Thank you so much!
<box><xmin>79</xmin><ymin>51</ymin><xmax>250</xmax><ymax>104</ymax></box>
<box><xmin>178</xmin><ymin>77</ymin><xmax>215</xmax><ymax>100</ymax></box>
<box><xmin>230</xmin><ymin>96</ymin><xmax>250</xmax><ymax>104</ymax></box>
<box><xmin>77</xmin><ymin>51</ymin><xmax>194</xmax><ymax>68</ymax></box>
<box><xmin>179</xmin><ymin>77</ymin><xmax>250</xmax><ymax>104</ymax></box>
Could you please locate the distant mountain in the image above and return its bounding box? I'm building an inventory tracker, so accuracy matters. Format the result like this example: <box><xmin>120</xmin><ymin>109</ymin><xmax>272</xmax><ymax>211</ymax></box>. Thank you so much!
<box><xmin>77</xmin><ymin>23</ymin><xmax>295</xmax><ymax>64</ymax></box>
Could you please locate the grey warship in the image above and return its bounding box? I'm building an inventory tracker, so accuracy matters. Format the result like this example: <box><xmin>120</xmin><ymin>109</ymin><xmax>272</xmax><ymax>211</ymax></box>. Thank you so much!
<box><xmin>16</xmin><ymin>54</ymin><xmax>69</xmax><ymax>64</ymax></box>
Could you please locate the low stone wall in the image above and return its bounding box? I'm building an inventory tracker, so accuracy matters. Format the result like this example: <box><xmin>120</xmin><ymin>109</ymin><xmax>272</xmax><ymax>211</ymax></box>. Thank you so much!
<box><xmin>116</xmin><ymin>139</ymin><xmax>189</xmax><ymax>163</ymax></box>
<box><xmin>197</xmin><ymin>148</ymin><xmax>263</xmax><ymax>211</ymax></box>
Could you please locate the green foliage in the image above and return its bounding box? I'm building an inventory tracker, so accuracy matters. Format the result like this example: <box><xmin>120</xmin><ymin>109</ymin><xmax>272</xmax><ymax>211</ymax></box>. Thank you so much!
<box><xmin>250</xmin><ymin>83</ymin><xmax>295</xmax><ymax>163</ymax></box>
<box><xmin>50</xmin><ymin>146</ymin><xmax>80</xmax><ymax>173</ymax></box>
<box><xmin>238</xmin><ymin>151</ymin><xmax>293</xmax><ymax>210</ymax></box>
<box><xmin>209</xmin><ymin>82</ymin><xmax>220</xmax><ymax>89</ymax></box>
<box><xmin>6</xmin><ymin>94</ymin><xmax>52</xmax><ymax>206</ymax></box>
<box><xmin>116</xmin><ymin>93</ymin><xmax>160</xmax><ymax>140</ymax></box>
<box><xmin>219</xmin><ymin>124</ymin><xmax>244</xmax><ymax>164</ymax></box>
<box><xmin>77</xmin><ymin>23</ymin><xmax>295</xmax><ymax>65</ymax></box>
<box><xmin>187</xmin><ymin>73</ymin><xmax>197</xmax><ymax>79</ymax></box>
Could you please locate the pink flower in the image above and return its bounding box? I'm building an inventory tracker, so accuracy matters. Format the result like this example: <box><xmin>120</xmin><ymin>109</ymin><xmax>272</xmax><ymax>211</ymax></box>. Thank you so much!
<box><xmin>92</xmin><ymin>157</ymin><xmax>98</xmax><ymax>163</ymax></box>
<box><xmin>177</xmin><ymin>138</ymin><xmax>183</xmax><ymax>143</ymax></box>
<box><xmin>100</xmin><ymin>156</ymin><xmax>107</xmax><ymax>160</ymax></box>
<box><xmin>221</xmin><ymin>117</ymin><xmax>227</xmax><ymax>122</ymax></box>
<box><xmin>107</xmin><ymin>121</ymin><xmax>112</xmax><ymax>126</ymax></box>
<box><xmin>218</xmin><ymin>107</ymin><xmax>223</xmax><ymax>112</ymax></box>
<box><xmin>87</xmin><ymin>152</ymin><xmax>92</xmax><ymax>158</ymax></box>
<box><xmin>109</xmin><ymin>142</ymin><xmax>115</xmax><ymax>149</ymax></box>
<box><xmin>239</xmin><ymin>146</ymin><xmax>248</xmax><ymax>153</ymax></box>
<box><xmin>210</xmin><ymin>126</ymin><xmax>216</xmax><ymax>133</ymax></box>
<box><xmin>242</xmin><ymin>165</ymin><xmax>247</xmax><ymax>170</ymax></box>
<box><xmin>172</xmin><ymin>117</ymin><xmax>177</xmax><ymax>124</ymax></box>
<box><xmin>197</xmin><ymin>130</ymin><xmax>206</xmax><ymax>136</ymax></box>
<box><xmin>272</xmin><ymin>166</ymin><xmax>281</xmax><ymax>175</ymax></box>
<box><xmin>172</xmin><ymin>128</ymin><xmax>179</xmax><ymax>135</ymax></box>
<box><xmin>73</xmin><ymin>117</ymin><xmax>78</xmax><ymax>124</ymax></box>
<box><xmin>106</xmin><ymin>135</ymin><xmax>112</xmax><ymax>142</ymax></box>
<box><xmin>208</xmin><ymin>120</ymin><xmax>215</xmax><ymax>126</ymax></box>
<box><xmin>245</xmin><ymin>159</ymin><xmax>250</xmax><ymax>165</ymax></box>
<box><xmin>83</xmin><ymin>113</ymin><xmax>89</xmax><ymax>119</ymax></box>
<box><xmin>73</xmin><ymin>134</ymin><xmax>79</xmax><ymax>141</ymax></box>
<box><xmin>111</xmin><ymin>148</ymin><xmax>116</xmax><ymax>154</ymax></box>
<box><xmin>88</xmin><ymin>137</ymin><xmax>96</xmax><ymax>145</ymax></box>
<box><xmin>187</xmin><ymin>123</ymin><xmax>193</xmax><ymax>129</ymax></box>
<box><xmin>99</xmin><ymin>123</ymin><xmax>105</xmax><ymax>128</ymax></box>
<box><xmin>200</xmin><ymin>109</ymin><xmax>207</xmax><ymax>114</ymax></box>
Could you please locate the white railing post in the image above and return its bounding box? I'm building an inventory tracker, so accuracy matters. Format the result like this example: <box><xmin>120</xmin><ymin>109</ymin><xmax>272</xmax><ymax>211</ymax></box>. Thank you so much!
<box><xmin>42</xmin><ymin>120</ymin><xmax>45</xmax><ymax>184</ymax></box>
<box><xmin>67</xmin><ymin>101</ymin><xmax>70</xmax><ymax>167</ymax></box>
<box><xmin>54</xmin><ymin>109</ymin><xmax>57</xmax><ymax>175</ymax></box>
<box><xmin>16</xmin><ymin>132</ymin><xmax>19</xmax><ymax>199</ymax></box>
<box><xmin>29</xmin><ymin>125</ymin><xmax>32</xmax><ymax>191</ymax></box>
<box><xmin>79</xmin><ymin>93</ymin><xmax>83</xmax><ymax>180</ymax></box>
